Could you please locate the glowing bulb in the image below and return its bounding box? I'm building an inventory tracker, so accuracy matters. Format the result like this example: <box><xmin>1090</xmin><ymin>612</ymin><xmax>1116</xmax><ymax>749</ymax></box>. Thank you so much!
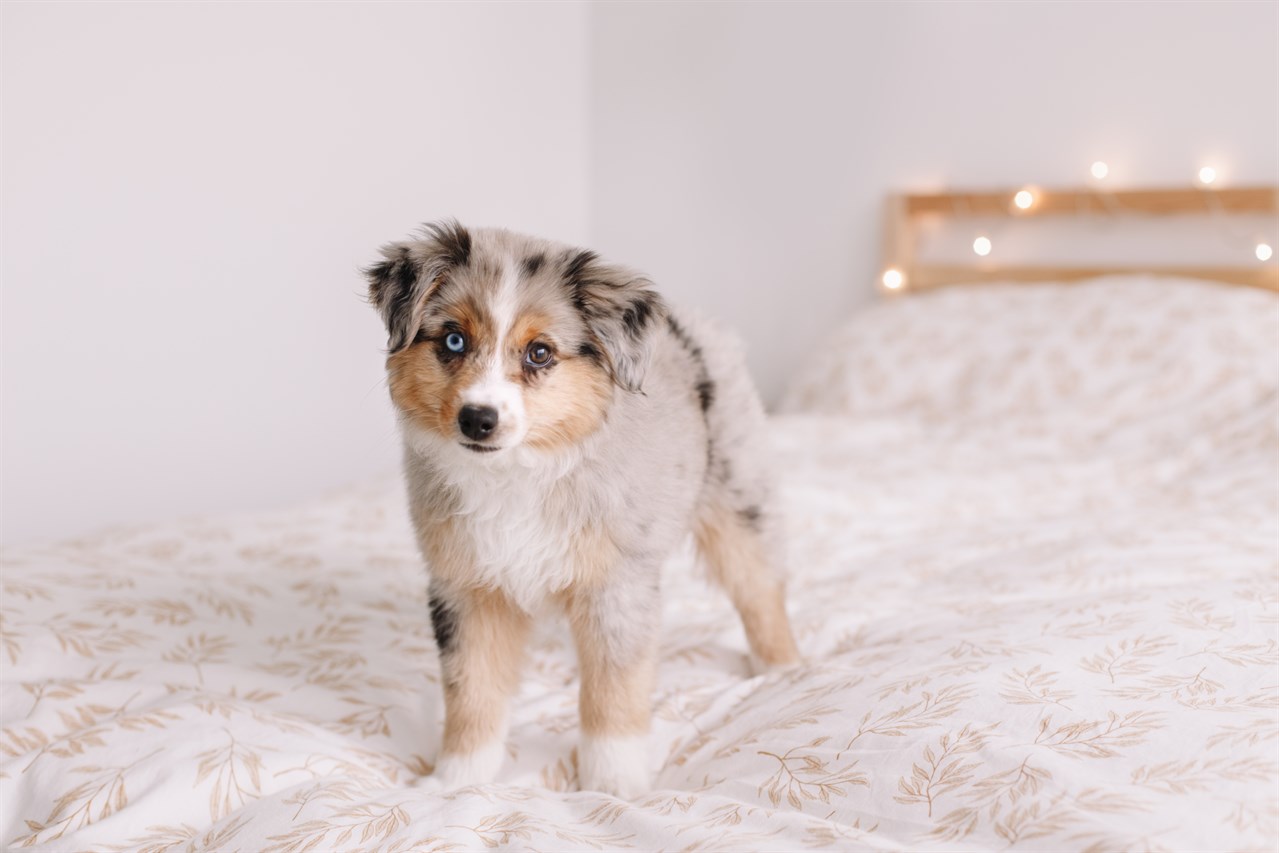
<box><xmin>1257</xmin><ymin>242</ymin><xmax>1274</xmax><ymax>262</ymax></box>
<box><xmin>1090</xmin><ymin>161</ymin><xmax>1109</xmax><ymax>180</ymax></box>
<box><xmin>881</xmin><ymin>268</ymin><xmax>905</xmax><ymax>290</ymax></box>
<box><xmin>972</xmin><ymin>236</ymin><xmax>992</xmax><ymax>257</ymax></box>
<box><xmin>1013</xmin><ymin>189</ymin><xmax>1035</xmax><ymax>210</ymax></box>
<box><xmin>1197</xmin><ymin>166</ymin><xmax>1217</xmax><ymax>186</ymax></box>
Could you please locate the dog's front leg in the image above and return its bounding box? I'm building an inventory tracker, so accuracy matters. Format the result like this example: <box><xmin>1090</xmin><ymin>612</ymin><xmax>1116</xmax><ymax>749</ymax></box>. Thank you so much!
<box><xmin>566</xmin><ymin>575</ymin><xmax>660</xmax><ymax>798</ymax></box>
<box><xmin>418</xmin><ymin>581</ymin><xmax>531</xmax><ymax>789</ymax></box>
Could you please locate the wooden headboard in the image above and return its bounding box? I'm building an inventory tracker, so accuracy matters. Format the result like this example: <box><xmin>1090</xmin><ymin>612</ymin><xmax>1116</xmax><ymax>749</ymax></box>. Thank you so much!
<box><xmin>880</xmin><ymin>185</ymin><xmax>1279</xmax><ymax>294</ymax></box>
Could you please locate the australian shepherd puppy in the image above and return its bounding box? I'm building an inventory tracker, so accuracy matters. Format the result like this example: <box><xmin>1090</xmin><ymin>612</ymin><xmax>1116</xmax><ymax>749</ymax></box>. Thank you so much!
<box><xmin>366</xmin><ymin>221</ymin><xmax>800</xmax><ymax>798</ymax></box>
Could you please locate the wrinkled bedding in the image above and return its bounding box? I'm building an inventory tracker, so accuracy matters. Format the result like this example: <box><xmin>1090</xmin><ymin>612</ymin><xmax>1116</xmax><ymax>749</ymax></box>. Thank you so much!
<box><xmin>3</xmin><ymin>276</ymin><xmax>1277</xmax><ymax>851</ymax></box>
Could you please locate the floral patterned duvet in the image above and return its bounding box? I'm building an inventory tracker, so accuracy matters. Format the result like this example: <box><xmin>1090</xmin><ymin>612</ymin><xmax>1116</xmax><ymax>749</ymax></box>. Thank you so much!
<box><xmin>3</xmin><ymin>276</ymin><xmax>1277</xmax><ymax>851</ymax></box>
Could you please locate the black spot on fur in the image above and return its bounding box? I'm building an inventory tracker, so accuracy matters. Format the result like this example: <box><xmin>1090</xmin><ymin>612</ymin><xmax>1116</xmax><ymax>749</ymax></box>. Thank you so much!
<box><xmin>425</xmin><ymin>219</ymin><xmax>471</xmax><ymax>268</ymax></box>
<box><xmin>621</xmin><ymin>295</ymin><xmax>655</xmax><ymax>338</ymax></box>
<box><xmin>665</xmin><ymin>316</ymin><xmax>703</xmax><ymax>360</ymax></box>
<box><xmin>577</xmin><ymin>341</ymin><xmax>602</xmax><ymax>360</ymax></box>
<box><xmin>667</xmin><ymin>315</ymin><xmax>721</xmax><ymax>479</ymax></box>
<box><xmin>522</xmin><ymin>253</ymin><xmax>545</xmax><ymax>277</ymax></box>
<box><xmin>696</xmin><ymin>379</ymin><xmax>715</xmax><ymax>412</ymax></box>
<box><xmin>564</xmin><ymin>249</ymin><xmax>599</xmax><ymax>289</ymax></box>
<box><xmin>389</xmin><ymin>255</ymin><xmax>420</xmax><ymax>325</ymax></box>
<box><xmin>563</xmin><ymin>249</ymin><xmax>601</xmax><ymax>316</ymax></box>
<box><xmin>429</xmin><ymin>591</ymin><xmax>457</xmax><ymax>655</ymax></box>
<box><xmin>738</xmin><ymin>505</ymin><xmax>762</xmax><ymax>530</ymax></box>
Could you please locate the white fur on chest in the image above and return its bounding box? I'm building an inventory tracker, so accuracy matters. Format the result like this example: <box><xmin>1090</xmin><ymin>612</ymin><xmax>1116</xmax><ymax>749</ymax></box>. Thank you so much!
<box><xmin>443</xmin><ymin>450</ymin><xmax>583</xmax><ymax>612</ymax></box>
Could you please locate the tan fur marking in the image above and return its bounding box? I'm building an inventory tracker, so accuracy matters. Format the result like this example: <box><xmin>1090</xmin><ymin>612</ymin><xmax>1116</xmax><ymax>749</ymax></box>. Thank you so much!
<box><xmin>438</xmin><ymin>586</ymin><xmax>531</xmax><ymax>755</ymax></box>
<box><xmin>523</xmin><ymin>357</ymin><xmax>613</xmax><ymax>451</ymax></box>
<box><xmin>414</xmin><ymin>514</ymin><xmax>470</xmax><ymax>586</ymax></box>
<box><xmin>450</xmin><ymin>296</ymin><xmax>493</xmax><ymax>349</ymax></box>
<box><xmin>508</xmin><ymin>313</ymin><xmax>554</xmax><ymax>356</ymax></box>
<box><xmin>565</xmin><ymin>593</ymin><xmax>655</xmax><ymax>737</ymax></box>
<box><xmin>567</xmin><ymin>522</ymin><xmax>622</xmax><ymax>588</ymax></box>
<box><xmin>694</xmin><ymin>503</ymin><xmax>801</xmax><ymax>667</ymax></box>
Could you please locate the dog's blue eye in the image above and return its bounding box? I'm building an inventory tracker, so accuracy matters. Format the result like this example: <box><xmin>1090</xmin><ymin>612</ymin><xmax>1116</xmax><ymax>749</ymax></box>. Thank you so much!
<box><xmin>445</xmin><ymin>332</ymin><xmax>466</xmax><ymax>353</ymax></box>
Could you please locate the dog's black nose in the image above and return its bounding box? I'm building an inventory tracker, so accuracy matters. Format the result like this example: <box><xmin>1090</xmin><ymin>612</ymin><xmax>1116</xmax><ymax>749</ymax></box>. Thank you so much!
<box><xmin>458</xmin><ymin>405</ymin><xmax>499</xmax><ymax>441</ymax></box>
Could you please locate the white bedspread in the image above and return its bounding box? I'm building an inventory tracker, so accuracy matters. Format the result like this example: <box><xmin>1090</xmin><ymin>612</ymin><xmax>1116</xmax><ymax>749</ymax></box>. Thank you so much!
<box><xmin>3</xmin><ymin>277</ymin><xmax>1278</xmax><ymax>851</ymax></box>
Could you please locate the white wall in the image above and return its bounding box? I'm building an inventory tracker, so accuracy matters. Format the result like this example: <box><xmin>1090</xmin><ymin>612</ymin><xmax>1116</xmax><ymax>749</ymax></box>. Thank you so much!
<box><xmin>2</xmin><ymin>1</ymin><xmax>590</xmax><ymax>545</ymax></box>
<box><xmin>589</xmin><ymin>0</ymin><xmax>1279</xmax><ymax>403</ymax></box>
<box><xmin>6</xmin><ymin>1</ymin><xmax>1277</xmax><ymax>545</ymax></box>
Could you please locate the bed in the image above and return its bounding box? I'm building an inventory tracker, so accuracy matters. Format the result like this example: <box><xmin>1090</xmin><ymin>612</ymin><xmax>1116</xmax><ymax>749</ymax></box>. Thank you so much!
<box><xmin>4</xmin><ymin>192</ymin><xmax>1278</xmax><ymax>851</ymax></box>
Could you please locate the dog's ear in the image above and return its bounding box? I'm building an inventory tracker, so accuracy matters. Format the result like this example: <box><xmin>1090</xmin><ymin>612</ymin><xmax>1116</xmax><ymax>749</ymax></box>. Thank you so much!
<box><xmin>365</xmin><ymin>220</ymin><xmax>472</xmax><ymax>353</ymax></box>
<box><xmin>564</xmin><ymin>250</ymin><xmax>667</xmax><ymax>393</ymax></box>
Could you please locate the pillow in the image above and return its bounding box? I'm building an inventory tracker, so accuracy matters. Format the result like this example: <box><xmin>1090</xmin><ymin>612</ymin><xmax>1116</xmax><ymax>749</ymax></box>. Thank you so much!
<box><xmin>779</xmin><ymin>275</ymin><xmax>1279</xmax><ymax>443</ymax></box>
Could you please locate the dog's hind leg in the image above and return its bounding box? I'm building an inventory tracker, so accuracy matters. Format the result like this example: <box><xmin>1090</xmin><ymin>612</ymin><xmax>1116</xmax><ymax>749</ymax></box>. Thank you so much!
<box><xmin>694</xmin><ymin>499</ymin><xmax>801</xmax><ymax>671</ymax></box>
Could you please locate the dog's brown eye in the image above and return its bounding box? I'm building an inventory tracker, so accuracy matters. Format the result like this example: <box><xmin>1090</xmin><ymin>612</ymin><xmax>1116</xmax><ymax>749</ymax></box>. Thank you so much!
<box><xmin>524</xmin><ymin>342</ymin><xmax>553</xmax><ymax>367</ymax></box>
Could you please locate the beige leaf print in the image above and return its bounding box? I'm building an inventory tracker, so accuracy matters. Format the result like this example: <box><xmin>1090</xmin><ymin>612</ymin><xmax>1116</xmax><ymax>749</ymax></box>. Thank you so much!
<box><xmin>17</xmin><ymin>693</ymin><xmax>175</xmax><ymax>771</ymax></box>
<box><xmin>842</xmin><ymin>684</ymin><xmax>975</xmax><ymax>753</ymax></box>
<box><xmin>449</xmin><ymin>811</ymin><xmax>539</xmax><ymax>849</ymax></box>
<box><xmin>194</xmin><ymin>730</ymin><xmax>269</xmax><ymax>821</ymax></box>
<box><xmin>1168</xmin><ymin>598</ymin><xmax>1236</xmax><ymax>634</ymax></box>
<box><xmin>927</xmin><ymin>757</ymin><xmax>1054</xmax><ymax>843</ymax></box>
<box><xmin>2</xmin><ymin>608</ymin><xmax>25</xmax><ymax>665</ymax></box>
<box><xmin>758</xmin><ymin>738</ymin><xmax>868</xmax><ymax>810</ymax></box>
<box><xmin>48</xmin><ymin>616</ymin><xmax>153</xmax><ymax>659</ymax></box>
<box><xmin>1206</xmin><ymin>718</ymin><xmax>1279</xmax><ymax>750</ymax></box>
<box><xmin>1180</xmin><ymin>639</ymin><xmax>1279</xmax><ymax>668</ymax></box>
<box><xmin>14</xmin><ymin>749</ymin><xmax>161</xmax><ymax>847</ymax></box>
<box><xmin>1032</xmin><ymin>711</ymin><xmax>1164</xmax><ymax>758</ymax></box>
<box><xmin>102</xmin><ymin>822</ymin><xmax>200</xmax><ymax>853</ymax></box>
<box><xmin>262</xmin><ymin>802</ymin><xmax>412</xmax><ymax>853</ymax></box>
<box><xmin>800</xmin><ymin>816</ymin><xmax>880</xmax><ymax>849</ymax></box>
<box><xmin>162</xmin><ymin>633</ymin><xmax>232</xmax><ymax>684</ymax></box>
<box><xmin>1106</xmin><ymin>667</ymin><xmax>1224</xmax><ymax>702</ymax></box>
<box><xmin>335</xmin><ymin>697</ymin><xmax>397</xmax><ymax>738</ymax></box>
<box><xmin>1079</xmin><ymin>635</ymin><xmax>1176</xmax><ymax>683</ymax></box>
<box><xmin>1130</xmin><ymin>758</ymin><xmax>1274</xmax><ymax>793</ymax></box>
<box><xmin>87</xmin><ymin>597</ymin><xmax>197</xmax><ymax>626</ymax></box>
<box><xmin>993</xmin><ymin>797</ymin><xmax>1073</xmax><ymax>846</ymax></box>
<box><xmin>894</xmin><ymin>724</ymin><xmax>997</xmax><ymax>816</ymax></box>
<box><xmin>999</xmin><ymin>666</ymin><xmax>1074</xmax><ymax>709</ymax></box>
<box><xmin>538</xmin><ymin>752</ymin><xmax>578</xmax><ymax>792</ymax></box>
<box><xmin>282</xmin><ymin>777</ymin><xmax>377</xmax><ymax>820</ymax></box>
<box><xmin>17</xmin><ymin>662</ymin><xmax>138</xmax><ymax>715</ymax></box>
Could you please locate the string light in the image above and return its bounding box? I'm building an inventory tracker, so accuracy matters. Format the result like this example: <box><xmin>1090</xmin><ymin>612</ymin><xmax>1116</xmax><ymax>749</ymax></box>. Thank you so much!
<box><xmin>880</xmin><ymin>160</ymin><xmax>1264</xmax><ymax>299</ymax></box>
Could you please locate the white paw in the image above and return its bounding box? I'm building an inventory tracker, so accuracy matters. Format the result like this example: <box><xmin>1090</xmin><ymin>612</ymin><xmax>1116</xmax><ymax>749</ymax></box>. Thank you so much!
<box><xmin>415</xmin><ymin>741</ymin><xmax>506</xmax><ymax>791</ymax></box>
<box><xmin>578</xmin><ymin>735</ymin><xmax>652</xmax><ymax>799</ymax></box>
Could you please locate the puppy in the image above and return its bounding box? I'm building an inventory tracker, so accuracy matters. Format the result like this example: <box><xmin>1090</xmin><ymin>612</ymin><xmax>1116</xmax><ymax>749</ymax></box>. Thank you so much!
<box><xmin>366</xmin><ymin>221</ymin><xmax>800</xmax><ymax>798</ymax></box>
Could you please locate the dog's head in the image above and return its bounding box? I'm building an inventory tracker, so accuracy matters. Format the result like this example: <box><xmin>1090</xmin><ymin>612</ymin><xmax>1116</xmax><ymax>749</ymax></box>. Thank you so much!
<box><xmin>366</xmin><ymin>221</ymin><xmax>666</xmax><ymax>457</ymax></box>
